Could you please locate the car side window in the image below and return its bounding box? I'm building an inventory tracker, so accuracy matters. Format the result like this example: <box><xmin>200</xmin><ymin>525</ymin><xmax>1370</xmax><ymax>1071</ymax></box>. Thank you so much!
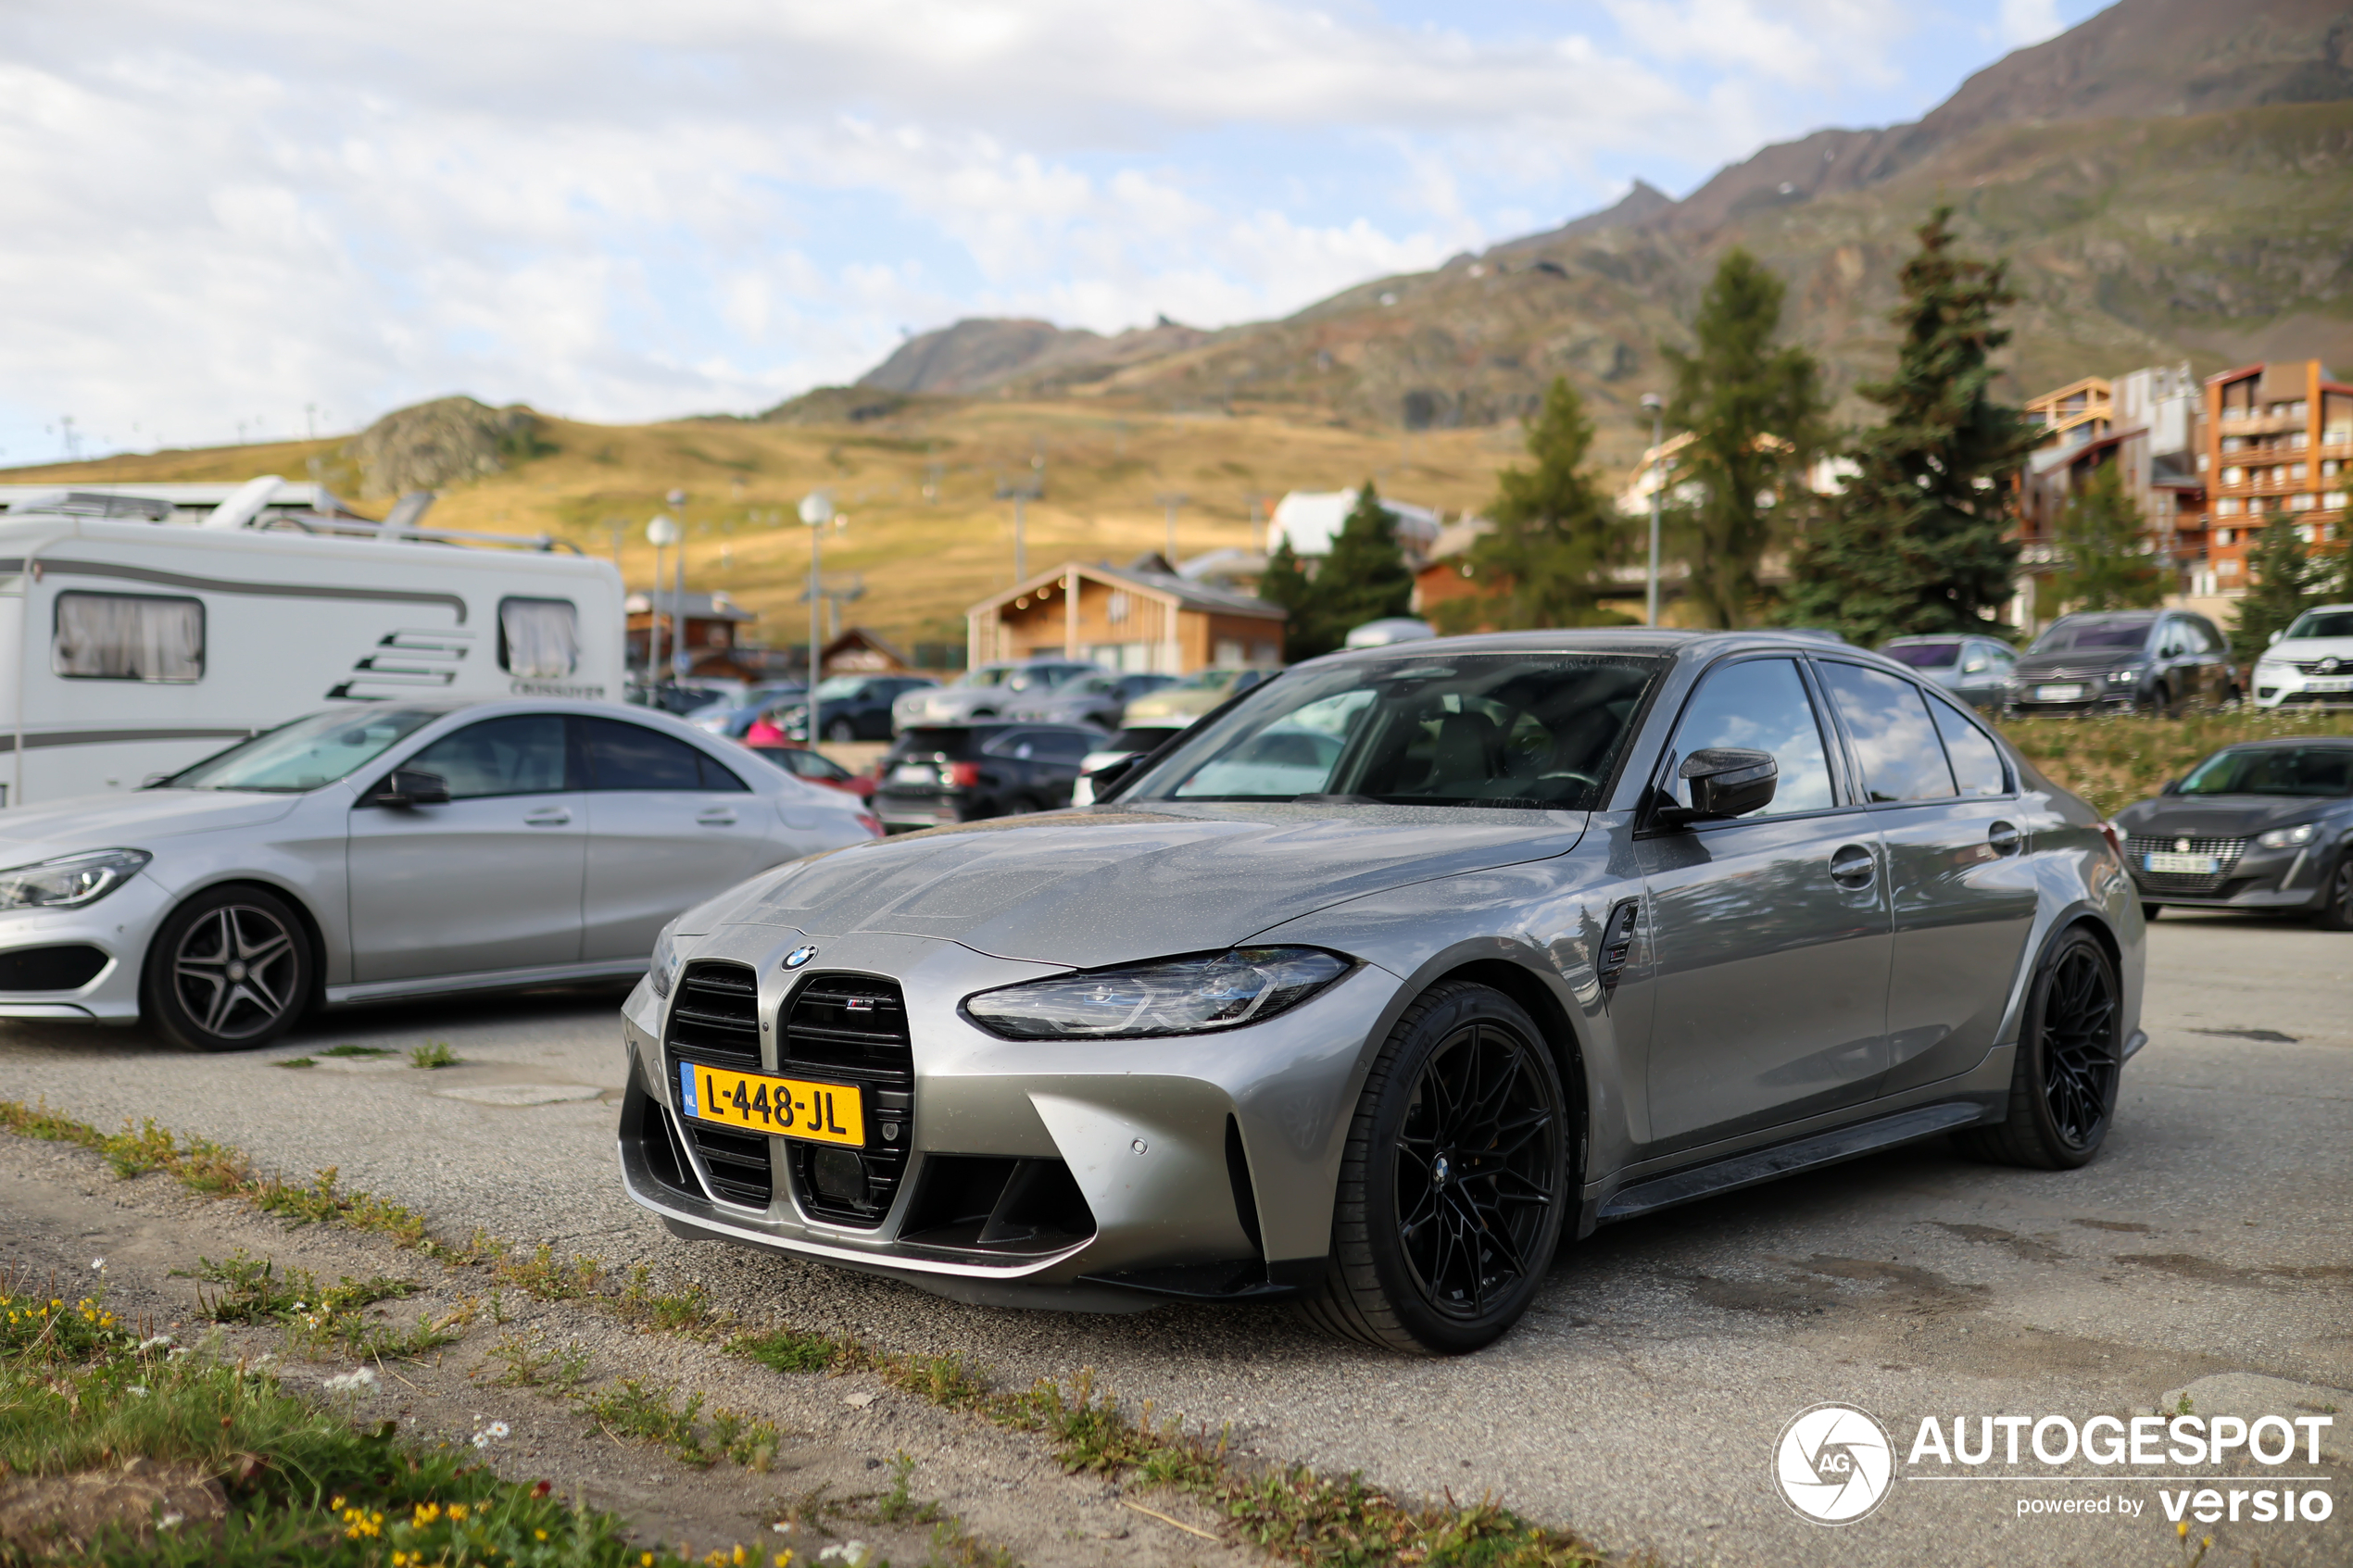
<box><xmin>1666</xmin><ymin>658</ymin><xmax>1834</xmax><ymax>817</ymax></box>
<box><xmin>1817</xmin><ymin>662</ymin><xmax>1957</xmax><ymax>803</ymax></box>
<box><xmin>405</xmin><ymin>715</ymin><xmax>570</xmax><ymax>799</ymax></box>
<box><xmin>582</xmin><ymin>717</ymin><xmax>736</xmax><ymax>791</ymax></box>
<box><xmin>1924</xmin><ymin>693</ymin><xmax>2008</xmax><ymax>797</ymax></box>
<box><xmin>982</xmin><ymin>729</ymin><xmax>1039</xmax><ymax>759</ymax></box>
<box><xmin>1031</xmin><ymin>731</ymin><xmax>1093</xmax><ymax>760</ymax></box>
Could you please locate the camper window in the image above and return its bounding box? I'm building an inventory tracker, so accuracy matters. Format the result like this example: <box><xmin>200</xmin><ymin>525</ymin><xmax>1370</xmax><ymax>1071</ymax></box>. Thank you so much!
<box><xmin>53</xmin><ymin>592</ymin><xmax>204</xmax><ymax>683</ymax></box>
<box><xmin>499</xmin><ymin>597</ymin><xmax>580</xmax><ymax>679</ymax></box>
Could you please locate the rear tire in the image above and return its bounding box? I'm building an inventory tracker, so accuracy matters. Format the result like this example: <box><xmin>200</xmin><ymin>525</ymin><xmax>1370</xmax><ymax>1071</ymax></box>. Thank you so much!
<box><xmin>1956</xmin><ymin>926</ymin><xmax>2120</xmax><ymax>1171</ymax></box>
<box><xmin>825</xmin><ymin>719</ymin><xmax>858</xmax><ymax>743</ymax></box>
<box><xmin>1293</xmin><ymin>982</ymin><xmax>1567</xmax><ymax>1355</ymax></box>
<box><xmin>2314</xmin><ymin>854</ymin><xmax>2353</xmax><ymax>931</ymax></box>
<box><xmin>142</xmin><ymin>885</ymin><xmax>312</xmax><ymax>1053</ymax></box>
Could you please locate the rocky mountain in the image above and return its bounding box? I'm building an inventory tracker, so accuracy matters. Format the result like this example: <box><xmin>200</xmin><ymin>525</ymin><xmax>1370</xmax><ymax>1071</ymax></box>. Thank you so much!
<box><xmin>799</xmin><ymin>0</ymin><xmax>2353</xmax><ymax>465</ymax></box>
<box><xmin>341</xmin><ymin>395</ymin><xmax>547</xmax><ymax>498</ymax></box>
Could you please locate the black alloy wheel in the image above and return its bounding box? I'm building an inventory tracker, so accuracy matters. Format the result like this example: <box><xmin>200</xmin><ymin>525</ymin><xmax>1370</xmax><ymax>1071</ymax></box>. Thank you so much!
<box><xmin>1298</xmin><ymin>982</ymin><xmax>1568</xmax><ymax>1355</ymax></box>
<box><xmin>143</xmin><ymin>885</ymin><xmax>311</xmax><ymax>1052</ymax></box>
<box><xmin>2316</xmin><ymin>853</ymin><xmax>2353</xmax><ymax>932</ymax></box>
<box><xmin>1957</xmin><ymin>927</ymin><xmax>2120</xmax><ymax>1170</ymax></box>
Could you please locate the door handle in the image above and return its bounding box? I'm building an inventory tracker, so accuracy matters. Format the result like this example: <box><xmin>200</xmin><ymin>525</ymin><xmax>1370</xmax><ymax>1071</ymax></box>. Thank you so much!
<box><xmin>1829</xmin><ymin>843</ymin><xmax>1877</xmax><ymax>888</ymax></box>
<box><xmin>696</xmin><ymin>809</ymin><xmax>738</xmax><ymax>826</ymax></box>
<box><xmin>1987</xmin><ymin>820</ymin><xmax>2020</xmax><ymax>856</ymax></box>
<box><xmin>522</xmin><ymin>808</ymin><xmax>572</xmax><ymax>826</ymax></box>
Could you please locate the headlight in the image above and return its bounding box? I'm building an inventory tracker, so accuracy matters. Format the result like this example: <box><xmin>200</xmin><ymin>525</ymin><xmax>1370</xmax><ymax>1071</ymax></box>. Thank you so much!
<box><xmin>2107</xmin><ymin>668</ymin><xmax>2141</xmax><ymax>684</ymax></box>
<box><xmin>648</xmin><ymin>922</ymin><xmax>686</xmax><ymax>998</ymax></box>
<box><xmin>2255</xmin><ymin>823</ymin><xmax>2318</xmax><ymax>850</ymax></box>
<box><xmin>0</xmin><ymin>849</ymin><xmax>151</xmax><ymax>910</ymax></box>
<box><xmin>963</xmin><ymin>947</ymin><xmax>1348</xmax><ymax>1039</ymax></box>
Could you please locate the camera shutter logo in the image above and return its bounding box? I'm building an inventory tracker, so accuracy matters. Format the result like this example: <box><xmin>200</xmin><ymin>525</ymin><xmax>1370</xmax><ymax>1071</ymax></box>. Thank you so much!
<box><xmin>1774</xmin><ymin>1403</ymin><xmax>1894</xmax><ymax>1524</ymax></box>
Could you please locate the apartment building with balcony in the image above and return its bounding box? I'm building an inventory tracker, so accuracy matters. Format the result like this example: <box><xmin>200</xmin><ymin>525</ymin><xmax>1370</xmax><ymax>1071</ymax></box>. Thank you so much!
<box><xmin>2203</xmin><ymin>359</ymin><xmax>2353</xmax><ymax>592</ymax></box>
<box><xmin>2015</xmin><ymin>364</ymin><xmax>2208</xmax><ymax>627</ymax></box>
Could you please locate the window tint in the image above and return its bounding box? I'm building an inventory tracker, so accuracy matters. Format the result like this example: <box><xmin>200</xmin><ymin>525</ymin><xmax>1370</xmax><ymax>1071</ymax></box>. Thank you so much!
<box><xmin>497</xmin><ymin>598</ymin><xmax>579</xmax><ymax>678</ymax></box>
<box><xmin>1926</xmin><ymin>695</ymin><xmax>2007</xmax><ymax>797</ymax></box>
<box><xmin>1666</xmin><ymin>658</ymin><xmax>1833</xmax><ymax>817</ymax></box>
<box><xmin>583</xmin><ymin>718</ymin><xmax>722</xmax><ymax>791</ymax></box>
<box><xmin>407</xmin><ymin>715</ymin><xmax>570</xmax><ymax>799</ymax></box>
<box><xmin>1818</xmin><ymin>662</ymin><xmax>1957</xmax><ymax>803</ymax></box>
<box><xmin>1029</xmin><ymin>731</ymin><xmax>1094</xmax><ymax>760</ymax></box>
<box><xmin>53</xmin><ymin>592</ymin><xmax>204</xmax><ymax>683</ymax></box>
<box><xmin>698</xmin><ymin>751</ymin><xmax>749</xmax><ymax>792</ymax></box>
<box><xmin>983</xmin><ymin>729</ymin><xmax>1043</xmax><ymax>759</ymax></box>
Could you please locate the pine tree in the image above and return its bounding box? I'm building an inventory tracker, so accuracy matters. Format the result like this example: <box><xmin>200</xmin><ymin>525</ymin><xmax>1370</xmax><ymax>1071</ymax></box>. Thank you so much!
<box><xmin>2046</xmin><ymin>462</ymin><xmax>2163</xmax><ymax>613</ymax></box>
<box><xmin>2231</xmin><ymin>514</ymin><xmax>2330</xmax><ymax>663</ymax></box>
<box><xmin>1780</xmin><ymin>207</ymin><xmax>2034</xmax><ymax>646</ymax></box>
<box><xmin>1438</xmin><ymin>377</ymin><xmax>1624</xmax><ymax>633</ymax></box>
<box><xmin>1258</xmin><ymin>533</ymin><xmax>1318</xmax><ymax>657</ymax></box>
<box><xmin>1661</xmin><ymin>248</ymin><xmax>1825</xmax><ymax>627</ymax></box>
<box><xmin>1286</xmin><ymin>480</ymin><xmax>1413</xmax><ymax>658</ymax></box>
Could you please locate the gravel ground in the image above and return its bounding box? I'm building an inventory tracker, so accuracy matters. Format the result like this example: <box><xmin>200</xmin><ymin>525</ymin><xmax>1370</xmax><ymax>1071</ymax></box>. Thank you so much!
<box><xmin>2</xmin><ymin>915</ymin><xmax>2347</xmax><ymax>1568</ymax></box>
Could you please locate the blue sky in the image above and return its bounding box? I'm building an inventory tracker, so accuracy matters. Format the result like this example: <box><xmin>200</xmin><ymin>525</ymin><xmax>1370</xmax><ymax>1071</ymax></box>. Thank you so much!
<box><xmin>0</xmin><ymin>0</ymin><xmax>2108</xmax><ymax>463</ymax></box>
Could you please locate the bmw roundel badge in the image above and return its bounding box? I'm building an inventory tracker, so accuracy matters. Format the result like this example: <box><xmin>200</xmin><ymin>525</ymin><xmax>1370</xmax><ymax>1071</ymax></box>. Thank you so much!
<box><xmin>784</xmin><ymin>945</ymin><xmax>819</xmax><ymax>970</ymax></box>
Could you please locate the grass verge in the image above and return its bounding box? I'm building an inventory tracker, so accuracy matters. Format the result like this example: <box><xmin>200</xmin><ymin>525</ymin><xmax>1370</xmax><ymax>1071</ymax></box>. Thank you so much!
<box><xmin>1996</xmin><ymin>709</ymin><xmax>2352</xmax><ymax>818</ymax></box>
<box><xmin>1</xmin><ymin>1097</ymin><xmax>1615</xmax><ymax>1567</ymax></box>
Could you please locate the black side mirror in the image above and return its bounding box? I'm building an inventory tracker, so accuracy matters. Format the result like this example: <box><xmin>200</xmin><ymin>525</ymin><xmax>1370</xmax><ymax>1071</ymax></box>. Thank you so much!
<box><xmin>370</xmin><ymin>768</ymin><xmax>451</xmax><ymax>807</ymax></box>
<box><xmin>1658</xmin><ymin>747</ymin><xmax>1778</xmax><ymax>826</ymax></box>
<box><xmin>1085</xmin><ymin>754</ymin><xmax>1140</xmax><ymax>797</ymax></box>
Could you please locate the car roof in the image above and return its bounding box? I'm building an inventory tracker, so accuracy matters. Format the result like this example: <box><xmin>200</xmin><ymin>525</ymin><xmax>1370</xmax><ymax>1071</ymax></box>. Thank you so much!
<box><xmin>2207</xmin><ymin>736</ymin><xmax>2353</xmax><ymax>751</ymax></box>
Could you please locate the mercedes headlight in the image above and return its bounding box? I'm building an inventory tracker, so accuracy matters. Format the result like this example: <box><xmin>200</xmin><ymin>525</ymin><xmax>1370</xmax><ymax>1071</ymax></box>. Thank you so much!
<box><xmin>2255</xmin><ymin>823</ymin><xmax>2318</xmax><ymax>850</ymax></box>
<box><xmin>648</xmin><ymin>922</ymin><xmax>686</xmax><ymax>998</ymax></box>
<box><xmin>0</xmin><ymin>849</ymin><xmax>151</xmax><ymax>910</ymax></box>
<box><xmin>963</xmin><ymin>947</ymin><xmax>1348</xmax><ymax>1039</ymax></box>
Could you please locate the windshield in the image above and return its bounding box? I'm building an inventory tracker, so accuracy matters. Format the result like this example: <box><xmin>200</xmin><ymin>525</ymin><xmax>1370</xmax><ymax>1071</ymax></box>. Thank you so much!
<box><xmin>2029</xmin><ymin>619</ymin><xmax>2153</xmax><ymax>654</ymax></box>
<box><xmin>2282</xmin><ymin>609</ymin><xmax>2353</xmax><ymax>641</ymax></box>
<box><xmin>2178</xmin><ymin>746</ymin><xmax>2353</xmax><ymax>798</ymax></box>
<box><xmin>1004</xmin><ymin>665</ymin><xmax>1091</xmax><ymax>693</ymax></box>
<box><xmin>1881</xmin><ymin>641</ymin><xmax>1962</xmax><ymax>669</ymax></box>
<box><xmin>168</xmin><ymin>709</ymin><xmax>442</xmax><ymax>793</ymax></box>
<box><xmin>1125</xmin><ymin>653</ymin><xmax>1663</xmax><ymax>809</ymax></box>
<box><xmin>812</xmin><ymin>676</ymin><xmax>872</xmax><ymax>700</ymax></box>
<box><xmin>953</xmin><ymin>668</ymin><xmax>1010</xmax><ymax>688</ymax></box>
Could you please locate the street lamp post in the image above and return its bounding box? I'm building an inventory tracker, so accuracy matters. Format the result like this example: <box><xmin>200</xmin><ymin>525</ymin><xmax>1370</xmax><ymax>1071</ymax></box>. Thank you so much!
<box><xmin>666</xmin><ymin>490</ymin><xmax>688</xmax><ymax>684</ymax></box>
<box><xmin>1640</xmin><ymin>394</ymin><xmax>1666</xmax><ymax>628</ymax></box>
<box><xmin>645</xmin><ymin>512</ymin><xmax>680</xmax><ymax>689</ymax></box>
<box><xmin>799</xmin><ymin>491</ymin><xmax>835</xmax><ymax>743</ymax></box>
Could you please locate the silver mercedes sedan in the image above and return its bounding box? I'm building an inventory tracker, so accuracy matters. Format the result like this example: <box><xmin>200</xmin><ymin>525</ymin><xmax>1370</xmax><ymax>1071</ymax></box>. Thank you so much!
<box><xmin>0</xmin><ymin>700</ymin><xmax>878</xmax><ymax>1051</ymax></box>
<box><xmin>618</xmin><ymin>632</ymin><xmax>2145</xmax><ymax>1354</ymax></box>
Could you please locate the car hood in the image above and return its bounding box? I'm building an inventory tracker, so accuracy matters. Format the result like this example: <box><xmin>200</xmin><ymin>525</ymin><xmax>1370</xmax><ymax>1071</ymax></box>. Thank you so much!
<box><xmin>0</xmin><ymin>788</ymin><xmax>306</xmax><ymax>862</ymax></box>
<box><xmin>698</xmin><ymin>805</ymin><xmax>1588</xmax><ymax>968</ymax></box>
<box><xmin>2113</xmin><ymin>795</ymin><xmax>2340</xmax><ymax>839</ymax></box>
<box><xmin>2015</xmin><ymin>647</ymin><xmax>2143</xmax><ymax>678</ymax></box>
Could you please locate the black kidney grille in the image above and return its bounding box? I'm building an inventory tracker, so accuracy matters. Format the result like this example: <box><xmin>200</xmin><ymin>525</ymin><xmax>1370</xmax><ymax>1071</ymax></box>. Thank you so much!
<box><xmin>667</xmin><ymin>961</ymin><xmax>761</xmax><ymax>1069</ymax></box>
<box><xmin>686</xmin><ymin>1123</ymin><xmax>774</xmax><ymax>1209</ymax></box>
<box><xmin>781</xmin><ymin>974</ymin><xmax>913</xmax><ymax>1229</ymax></box>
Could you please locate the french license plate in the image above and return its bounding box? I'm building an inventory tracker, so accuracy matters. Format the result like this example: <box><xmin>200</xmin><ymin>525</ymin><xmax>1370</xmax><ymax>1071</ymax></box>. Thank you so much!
<box><xmin>889</xmin><ymin>763</ymin><xmax>938</xmax><ymax>785</ymax></box>
<box><xmin>677</xmin><ymin>1062</ymin><xmax>864</xmax><ymax>1147</ymax></box>
<box><xmin>2034</xmin><ymin>684</ymin><xmax>2085</xmax><ymax>702</ymax></box>
<box><xmin>2307</xmin><ymin>677</ymin><xmax>2353</xmax><ymax>693</ymax></box>
<box><xmin>2144</xmin><ymin>852</ymin><xmax>2220</xmax><ymax>875</ymax></box>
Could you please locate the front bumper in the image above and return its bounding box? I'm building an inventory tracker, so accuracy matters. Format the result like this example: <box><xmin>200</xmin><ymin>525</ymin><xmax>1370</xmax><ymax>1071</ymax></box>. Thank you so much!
<box><xmin>2127</xmin><ymin>842</ymin><xmax>2327</xmax><ymax>910</ymax></box>
<box><xmin>614</xmin><ymin>928</ymin><xmax>1393</xmax><ymax>1307</ymax></box>
<box><xmin>2251</xmin><ymin>667</ymin><xmax>2353</xmax><ymax>709</ymax></box>
<box><xmin>2005</xmin><ymin>681</ymin><xmax>2141</xmax><ymax>712</ymax></box>
<box><xmin>0</xmin><ymin>874</ymin><xmax>170</xmax><ymax>1022</ymax></box>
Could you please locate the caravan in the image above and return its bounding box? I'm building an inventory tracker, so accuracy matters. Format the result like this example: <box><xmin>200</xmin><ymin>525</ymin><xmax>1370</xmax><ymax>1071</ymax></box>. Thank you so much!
<box><xmin>0</xmin><ymin>478</ymin><xmax>623</xmax><ymax>807</ymax></box>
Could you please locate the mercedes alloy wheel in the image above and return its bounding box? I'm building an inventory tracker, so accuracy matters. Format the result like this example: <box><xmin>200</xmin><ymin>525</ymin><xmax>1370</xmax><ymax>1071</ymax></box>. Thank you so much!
<box><xmin>144</xmin><ymin>885</ymin><xmax>311</xmax><ymax>1052</ymax></box>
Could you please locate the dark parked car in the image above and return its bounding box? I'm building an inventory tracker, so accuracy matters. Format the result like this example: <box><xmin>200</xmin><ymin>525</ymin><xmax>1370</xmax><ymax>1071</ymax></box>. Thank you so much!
<box><xmin>1880</xmin><ymin>634</ymin><xmax>2015</xmax><ymax>710</ymax></box>
<box><xmin>2115</xmin><ymin>738</ymin><xmax>2353</xmax><ymax>927</ymax></box>
<box><xmin>2006</xmin><ymin>610</ymin><xmax>2237</xmax><ymax>715</ymax></box>
<box><xmin>775</xmin><ymin>675</ymin><xmax>939</xmax><ymax>743</ymax></box>
<box><xmin>871</xmin><ymin>722</ymin><xmax>1103</xmax><ymax>831</ymax></box>
<box><xmin>619</xmin><ymin>632</ymin><xmax>2144</xmax><ymax>1354</ymax></box>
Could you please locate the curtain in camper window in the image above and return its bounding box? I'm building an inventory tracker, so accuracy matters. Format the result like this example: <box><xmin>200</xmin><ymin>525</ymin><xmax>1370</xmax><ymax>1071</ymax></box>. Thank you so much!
<box><xmin>498</xmin><ymin>597</ymin><xmax>579</xmax><ymax>679</ymax></box>
<box><xmin>52</xmin><ymin>592</ymin><xmax>205</xmax><ymax>682</ymax></box>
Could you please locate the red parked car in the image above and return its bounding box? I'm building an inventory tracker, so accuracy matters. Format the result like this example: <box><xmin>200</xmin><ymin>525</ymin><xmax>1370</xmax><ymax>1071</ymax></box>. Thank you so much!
<box><xmin>742</xmin><ymin>743</ymin><xmax>875</xmax><ymax>802</ymax></box>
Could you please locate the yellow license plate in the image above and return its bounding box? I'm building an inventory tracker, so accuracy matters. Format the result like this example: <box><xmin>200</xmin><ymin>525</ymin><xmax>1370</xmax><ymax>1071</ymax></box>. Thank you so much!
<box><xmin>676</xmin><ymin>1062</ymin><xmax>864</xmax><ymax>1147</ymax></box>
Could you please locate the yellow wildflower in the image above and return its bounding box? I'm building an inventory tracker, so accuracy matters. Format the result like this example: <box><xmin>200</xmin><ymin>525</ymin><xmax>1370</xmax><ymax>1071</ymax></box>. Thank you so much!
<box><xmin>447</xmin><ymin>1501</ymin><xmax>469</xmax><ymax>1522</ymax></box>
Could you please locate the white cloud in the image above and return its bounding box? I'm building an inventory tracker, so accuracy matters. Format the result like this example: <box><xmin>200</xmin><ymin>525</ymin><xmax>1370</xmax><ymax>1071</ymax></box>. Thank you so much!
<box><xmin>0</xmin><ymin>0</ymin><xmax>2027</xmax><ymax>459</ymax></box>
<box><xmin>1994</xmin><ymin>0</ymin><xmax>2065</xmax><ymax>48</ymax></box>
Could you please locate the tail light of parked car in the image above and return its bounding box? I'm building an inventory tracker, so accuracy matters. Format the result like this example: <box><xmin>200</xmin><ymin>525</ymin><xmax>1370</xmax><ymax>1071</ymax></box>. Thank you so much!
<box><xmin>2098</xmin><ymin>822</ymin><xmax>2125</xmax><ymax>864</ymax></box>
<box><xmin>855</xmin><ymin>812</ymin><xmax>885</xmax><ymax>838</ymax></box>
<box><xmin>944</xmin><ymin>761</ymin><xmax>983</xmax><ymax>788</ymax></box>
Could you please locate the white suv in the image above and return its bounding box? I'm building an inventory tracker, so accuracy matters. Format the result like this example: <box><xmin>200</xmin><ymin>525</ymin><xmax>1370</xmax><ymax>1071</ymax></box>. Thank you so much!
<box><xmin>2254</xmin><ymin>605</ymin><xmax>2353</xmax><ymax>709</ymax></box>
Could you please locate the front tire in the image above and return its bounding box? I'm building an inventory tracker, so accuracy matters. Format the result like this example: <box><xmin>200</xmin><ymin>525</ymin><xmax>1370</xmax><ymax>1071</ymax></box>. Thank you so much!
<box><xmin>1295</xmin><ymin>983</ymin><xmax>1567</xmax><ymax>1355</ymax></box>
<box><xmin>2314</xmin><ymin>853</ymin><xmax>2353</xmax><ymax>931</ymax></box>
<box><xmin>142</xmin><ymin>885</ymin><xmax>312</xmax><ymax>1052</ymax></box>
<box><xmin>1956</xmin><ymin>927</ymin><xmax>2120</xmax><ymax>1170</ymax></box>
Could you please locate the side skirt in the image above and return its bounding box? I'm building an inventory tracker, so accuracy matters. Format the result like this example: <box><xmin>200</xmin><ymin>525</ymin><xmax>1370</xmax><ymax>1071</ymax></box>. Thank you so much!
<box><xmin>323</xmin><ymin>958</ymin><xmax>648</xmax><ymax>1008</ymax></box>
<box><xmin>1595</xmin><ymin>1101</ymin><xmax>1986</xmax><ymax>1224</ymax></box>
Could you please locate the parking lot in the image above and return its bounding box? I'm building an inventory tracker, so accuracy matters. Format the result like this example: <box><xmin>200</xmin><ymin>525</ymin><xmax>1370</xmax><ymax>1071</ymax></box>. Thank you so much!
<box><xmin>1</xmin><ymin>912</ymin><xmax>2347</xmax><ymax>1567</ymax></box>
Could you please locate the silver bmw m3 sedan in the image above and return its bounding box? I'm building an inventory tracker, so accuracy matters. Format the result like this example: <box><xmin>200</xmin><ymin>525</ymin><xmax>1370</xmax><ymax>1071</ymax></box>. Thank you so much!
<box><xmin>616</xmin><ymin>631</ymin><xmax>2145</xmax><ymax>1354</ymax></box>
